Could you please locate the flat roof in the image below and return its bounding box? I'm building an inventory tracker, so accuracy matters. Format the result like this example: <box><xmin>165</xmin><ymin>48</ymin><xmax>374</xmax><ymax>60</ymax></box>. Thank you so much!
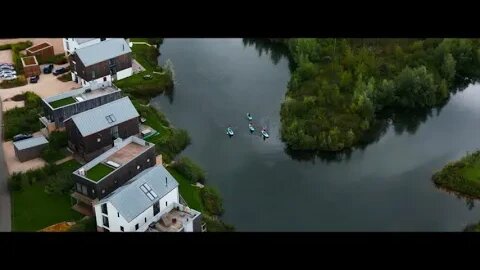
<box><xmin>74</xmin><ymin>136</ymin><xmax>154</xmax><ymax>183</ymax></box>
<box><xmin>43</xmin><ymin>82</ymin><xmax>121</xmax><ymax>110</ymax></box>
<box><xmin>13</xmin><ymin>136</ymin><xmax>48</xmax><ymax>150</ymax></box>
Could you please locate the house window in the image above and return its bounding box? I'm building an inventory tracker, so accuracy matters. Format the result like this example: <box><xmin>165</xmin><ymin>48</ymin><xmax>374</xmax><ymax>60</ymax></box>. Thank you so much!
<box><xmin>120</xmin><ymin>226</ymin><xmax>124</xmax><ymax>232</ymax></box>
<box><xmin>111</xmin><ymin>125</ymin><xmax>119</xmax><ymax>138</ymax></box>
<box><xmin>147</xmin><ymin>158</ymin><xmax>150</xmax><ymax>163</ymax></box>
<box><xmin>101</xmin><ymin>203</ymin><xmax>108</xmax><ymax>215</ymax></box>
<box><xmin>66</xmin><ymin>41</ymin><xmax>70</xmax><ymax>51</ymax></box>
<box><xmin>109</xmin><ymin>58</ymin><xmax>115</xmax><ymax>66</ymax></box>
<box><xmin>103</xmin><ymin>216</ymin><xmax>109</xmax><ymax>228</ymax></box>
<box><xmin>103</xmin><ymin>77</ymin><xmax>107</xmax><ymax>82</ymax></box>
<box><xmin>144</xmin><ymin>217</ymin><xmax>147</xmax><ymax>223</ymax></box>
<box><xmin>102</xmin><ymin>189</ymin><xmax>105</xmax><ymax>194</ymax></box>
<box><xmin>117</xmin><ymin>212</ymin><xmax>120</xmax><ymax>218</ymax></box>
<box><xmin>153</xmin><ymin>201</ymin><xmax>160</xmax><ymax>216</ymax></box>
<box><xmin>92</xmin><ymin>70</ymin><xmax>95</xmax><ymax>79</ymax></box>
<box><xmin>97</xmin><ymin>138</ymin><xmax>101</xmax><ymax>143</ymax></box>
<box><xmin>135</xmin><ymin>224</ymin><xmax>139</xmax><ymax>231</ymax></box>
<box><xmin>81</xmin><ymin>185</ymin><xmax>88</xmax><ymax>195</ymax></box>
<box><xmin>76</xmin><ymin>183</ymin><xmax>81</xmax><ymax>192</ymax></box>
<box><xmin>101</xmin><ymin>38</ymin><xmax>106</xmax><ymax>41</ymax></box>
<box><xmin>165</xmin><ymin>201</ymin><xmax>168</xmax><ymax>207</ymax></box>
<box><xmin>137</xmin><ymin>165</ymin><xmax>140</xmax><ymax>170</ymax></box>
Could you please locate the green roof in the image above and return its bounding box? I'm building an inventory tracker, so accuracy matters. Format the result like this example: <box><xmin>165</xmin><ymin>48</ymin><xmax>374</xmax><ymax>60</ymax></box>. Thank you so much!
<box><xmin>49</xmin><ymin>97</ymin><xmax>76</xmax><ymax>109</ymax></box>
<box><xmin>86</xmin><ymin>163</ymin><xmax>115</xmax><ymax>182</ymax></box>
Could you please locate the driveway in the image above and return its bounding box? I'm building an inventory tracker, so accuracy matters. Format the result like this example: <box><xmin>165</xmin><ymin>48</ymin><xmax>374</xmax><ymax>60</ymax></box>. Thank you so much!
<box><xmin>1</xmin><ymin>69</ymin><xmax>80</xmax><ymax>112</ymax></box>
<box><xmin>0</xmin><ymin>101</ymin><xmax>11</xmax><ymax>231</ymax></box>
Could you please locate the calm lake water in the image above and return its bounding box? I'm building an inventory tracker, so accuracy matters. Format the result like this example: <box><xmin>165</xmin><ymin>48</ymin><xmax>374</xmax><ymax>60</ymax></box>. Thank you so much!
<box><xmin>152</xmin><ymin>38</ymin><xmax>480</xmax><ymax>231</ymax></box>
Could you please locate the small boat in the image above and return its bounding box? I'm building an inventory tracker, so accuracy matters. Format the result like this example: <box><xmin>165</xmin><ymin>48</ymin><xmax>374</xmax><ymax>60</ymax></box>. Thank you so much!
<box><xmin>261</xmin><ymin>129</ymin><xmax>269</xmax><ymax>138</ymax></box>
<box><xmin>226</xmin><ymin>127</ymin><xmax>234</xmax><ymax>136</ymax></box>
<box><xmin>247</xmin><ymin>113</ymin><xmax>253</xmax><ymax>121</ymax></box>
<box><xmin>249</xmin><ymin>123</ymin><xmax>255</xmax><ymax>132</ymax></box>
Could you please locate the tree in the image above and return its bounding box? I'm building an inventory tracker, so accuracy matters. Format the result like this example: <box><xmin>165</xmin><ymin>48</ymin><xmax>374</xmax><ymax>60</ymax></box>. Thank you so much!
<box><xmin>441</xmin><ymin>53</ymin><xmax>456</xmax><ymax>82</ymax></box>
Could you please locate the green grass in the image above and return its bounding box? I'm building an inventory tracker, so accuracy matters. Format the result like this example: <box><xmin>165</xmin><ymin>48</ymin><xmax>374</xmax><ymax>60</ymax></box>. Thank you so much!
<box><xmin>130</xmin><ymin>38</ymin><xmax>149</xmax><ymax>43</ymax></box>
<box><xmin>12</xmin><ymin>159</ymin><xmax>83</xmax><ymax>231</ymax></box>
<box><xmin>131</xmin><ymin>42</ymin><xmax>160</xmax><ymax>71</ymax></box>
<box><xmin>86</xmin><ymin>163</ymin><xmax>115</xmax><ymax>182</ymax></box>
<box><xmin>432</xmin><ymin>150</ymin><xmax>480</xmax><ymax>199</ymax></box>
<box><xmin>461</xmin><ymin>159</ymin><xmax>480</xmax><ymax>183</ymax></box>
<box><xmin>12</xmin><ymin>181</ymin><xmax>82</xmax><ymax>231</ymax></box>
<box><xmin>115</xmin><ymin>71</ymin><xmax>173</xmax><ymax>103</ymax></box>
<box><xmin>49</xmin><ymin>97</ymin><xmax>76</xmax><ymax>108</ymax></box>
<box><xmin>168</xmin><ymin>168</ymin><xmax>203</xmax><ymax>212</ymax></box>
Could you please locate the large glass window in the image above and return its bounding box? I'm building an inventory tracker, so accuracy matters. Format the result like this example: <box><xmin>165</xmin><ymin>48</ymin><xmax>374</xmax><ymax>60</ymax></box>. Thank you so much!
<box><xmin>101</xmin><ymin>203</ymin><xmax>108</xmax><ymax>215</ymax></box>
<box><xmin>153</xmin><ymin>201</ymin><xmax>160</xmax><ymax>216</ymax></box>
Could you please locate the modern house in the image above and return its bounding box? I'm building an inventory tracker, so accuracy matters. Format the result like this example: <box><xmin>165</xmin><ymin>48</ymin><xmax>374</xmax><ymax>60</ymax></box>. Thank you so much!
<box><xmin>93</xmin><ymin>165</ymin><xmax>203</xmax><ymax>232</ymax></box>
<box><xmin>63</xmin><ymin>38</ymin><xmax>110</xmax><ymax>55</ymax></box>
<box><xmin>68</xmin><ymin>38</ymin><xmax>132</xmax><ymax>86</ymax></box>
<box><xmin>40</xmin><ymin>81</ymin><xmax>122</xmax><ymax>130</ymax></box>
<box><xmin>71</xmin><ymin>136</ymin><xmax>156</xmax><ymax>216</ymax></box>
<box><xmin>64</xmin><ymin>97</ymin><xmax>140</xmax><ymax>161</ymax></box>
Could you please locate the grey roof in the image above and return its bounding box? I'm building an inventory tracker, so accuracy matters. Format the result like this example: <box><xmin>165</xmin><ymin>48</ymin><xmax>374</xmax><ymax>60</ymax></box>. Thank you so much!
<box><xmin>75</xmin><ymin>38</ymin><xmax>97</xmax><ymax>44</ymax></box>
<box><xmin>99</xmin><ymin>166</ymin><xmax>179</xmax><ymax>222</ymax></box>
<box><xmin>13</xmin><ymin>136</ymin><xmax>48</xmax><ymax>150</ymax></box>
<box><xmin>68</xmin><ymin>97</ymin><xmax>139</xmax><ymax>137</ymax></box>
<box><xmin>75</xmin><ymin>38</ymin><xmax>131</xmax><ymax>66</ymax></box>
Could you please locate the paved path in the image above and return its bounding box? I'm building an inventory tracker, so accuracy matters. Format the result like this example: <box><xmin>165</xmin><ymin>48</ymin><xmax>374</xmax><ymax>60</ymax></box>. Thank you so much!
<box><xmin>0</xmin><ymin>100</ymin><xmax>11</xmax><ymax>231</ymax></box>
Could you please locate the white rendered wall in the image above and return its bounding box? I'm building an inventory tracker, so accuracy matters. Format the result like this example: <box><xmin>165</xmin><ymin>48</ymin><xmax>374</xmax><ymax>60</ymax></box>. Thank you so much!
<box><xmin>116</xmin><ymin>67</ymin><xmax>133</xmax><ymax>81</ymax></box>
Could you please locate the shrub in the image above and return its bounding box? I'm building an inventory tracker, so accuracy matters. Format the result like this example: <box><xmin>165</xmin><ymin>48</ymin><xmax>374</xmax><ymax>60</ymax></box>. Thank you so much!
<box><xmin>8</xmin><ymin>173</ymin><xmax>23</xmax><ymax>191</ymax></box>
<box><xmin>200</xmin><ymin>186</ymin><xmax>224</xmax><ymax>216</ymax></box>
<box><xmin>3</xmin><ymin>92</ymin><xmax>42</xmax><ymax>140</ymax></box>
<box><xmin>44</xmin><ymin>171</ymin><xmax>73</xmax><ymax>195</ymax></box>
<box><xmin>68</xmin><ymin>217</ymin><xmax>97</xmax><ymax>232</ymax></box>
<box><xmin>0</xmin><ymin>76</ymin><xmax>27</xmax><ymax>89</ymax></box>
<box><xmin>10</xmin><ymin>94</ymin><xmax>26</xmax><ymax>101</ymax></box>
<box><xmin>57</xmin><ymin>73</ymin><xmax>72</xmax><ymax>82</ymax></box>
<box><xmin>48</xmin><ymin>131</ymin><xmax>68</xmax><ymax>148</ymax></box>
<box><xmin>37</xmin><ymin>53</ymin><xmax>68</xmax><ymax>65</ymax></box>
<box><xmin>203</xmin><ymin>215</ymin><xmax>235</xmax><ymax>232</ymax></box>
<box><xmin>172</xmin><ymin>157</ymin><xmax>205</xmax><ymax>184</ymax></box>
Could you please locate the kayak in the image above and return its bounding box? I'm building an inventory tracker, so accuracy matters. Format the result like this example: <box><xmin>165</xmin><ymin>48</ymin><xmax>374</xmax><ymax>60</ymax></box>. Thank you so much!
<box><xmin>226</xmin><ymin>127</ymin><xmax>234</xmax><ymax>136</ymax></box>
<box><xmin>249</xmin><ymin>123</ymin><xmax>255</xmax><ymax>132</ymax></box>
<box><xmin>261</xmin><ymin>129</ymin><xmax>269</xmax><ymax>138</ymax></box>
<box><xmin>247</xmin><ymin>113</ymin><xmax>253</xmax><ymax>121</ymax></box>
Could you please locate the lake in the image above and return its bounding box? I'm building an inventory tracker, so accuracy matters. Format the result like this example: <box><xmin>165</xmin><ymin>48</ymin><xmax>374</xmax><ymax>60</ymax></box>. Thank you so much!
<box><xmin>151</xmin><ymin>38</ymin><xmax>480</xmax><ymax>231</ymax></box>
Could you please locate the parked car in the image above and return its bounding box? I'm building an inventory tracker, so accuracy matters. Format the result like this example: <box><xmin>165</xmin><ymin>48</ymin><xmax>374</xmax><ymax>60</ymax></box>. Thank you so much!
<box><xmin>43</xmin><ymin>64</ymin><xmax>54</xmax><ymax>74</ymax></box>
<box><xmin>1</xmin><ymin>70</ymin><xmax>16</xmax><ymax>76</ymax></box>
<box><xmin>53</xmin><ymin>67</ymin><xmax>68</xmax><ymax>76</ymax></box>
<box><xmin>13</xmin><ymin>134</ymin><xmax>33</xmax><ymax>142</ymax></box>
<box><xmin>3</xmin><ymin>75</ymin><xmax>17</xmax><ymax>80</ymax></box>
<box><xmin>29</xmin><ymin>75</ymin><xmax>39</xmax><ymax>83</ymax></box>
<box><xmin>0</xmin><ymin>65</ymin><xmax>15</xmax><ymax>70</ymax></box>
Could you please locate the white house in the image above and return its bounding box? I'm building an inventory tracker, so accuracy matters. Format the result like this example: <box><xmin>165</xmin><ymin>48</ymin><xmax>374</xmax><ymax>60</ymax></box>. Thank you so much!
<box><xmin>69</xmin><ymin>38</ymin><xmax>133</xmax><ymax>87</ymax></box>
<box><xmin>63</xmin><ymin>38</ymin><xmax>111</xmax><ymax>55</ymax></box>
<box><xmin>93</xmin><ymin>165</ymin><xmax>203</xmax><ymax>232</ymax></box>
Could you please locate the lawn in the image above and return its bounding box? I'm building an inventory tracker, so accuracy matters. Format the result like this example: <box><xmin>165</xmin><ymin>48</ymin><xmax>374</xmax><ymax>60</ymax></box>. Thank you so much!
<box><xmin>49</xmin><ymin>97</ymin><xmax>76</xmax><ymax>108</ymax></box>
<box><xmin>86</xmin><ymin>163</ymin><xmax>115</xmax><ymax>182</ymax></box>
<box><xmin>167</xmin><ymin>168</ymin><xmax>203</xmax><ymax>212</ymax></box>
<box><xmin>432</xmin><ymin>150</ymin><xmax>480</xmax><ymax>198</ymax></box>
<box><xmin>131</xmin><ymin>42</ymin><xmax>160</xmax><ymax>71</ymax></box>
<box><xmin>115</xmin><ymin>71</ymin><xmax>173</xmax><ymax>103</ymax></box>
<box><xmin>12</xmin><ymin>159</ymin><xmax>83</xmax><ymax>231</ymax></box>
<box><xmin>461</xmin><ymin>159</ymin><xmax>480</xmax><ymax>183</ymax></box>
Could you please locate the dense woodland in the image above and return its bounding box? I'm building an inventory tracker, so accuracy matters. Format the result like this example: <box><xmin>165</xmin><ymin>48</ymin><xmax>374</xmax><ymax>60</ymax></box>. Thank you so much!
<box><xmin>267</xmin><ymin>39</ymin><xmax>480</xmax><ymax>151</ymax></box>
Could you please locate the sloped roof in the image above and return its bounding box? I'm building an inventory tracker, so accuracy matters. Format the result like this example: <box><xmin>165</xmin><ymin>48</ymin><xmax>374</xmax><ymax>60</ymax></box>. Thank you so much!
<box><xmin>75</xmin><ymin>38</ymin><xmax>131</xmax><ymax>66</ymax></box>
<box><xmin>99</xmin><ymin>166</ymin><xmax>179</xmax><ymax>222</ymax></box>
<box><xmin>68</xmin><ymin>97</ymin><xmax>139</xmax><ymax>137</ymax></box>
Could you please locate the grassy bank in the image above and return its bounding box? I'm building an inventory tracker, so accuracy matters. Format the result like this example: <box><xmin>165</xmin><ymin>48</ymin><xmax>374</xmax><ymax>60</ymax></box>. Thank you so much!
<box><xmin>10</xmin><ymin>160</ymin><xmax>83</xmax><ymax>231</ymax></box>
<box><xmin>3</xmin><ymin>92</ymin><xmax>42</xmax><ymax>140</ymax></box>
<box><xmin>432</xmin><ymin>150</ymin><xmax>480</xmax><ymax>199</ymax></box>
<box><xmin>115</xmin><ymin>39</ymin><xmax>173</xmax><ymax>104</ymax></box>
